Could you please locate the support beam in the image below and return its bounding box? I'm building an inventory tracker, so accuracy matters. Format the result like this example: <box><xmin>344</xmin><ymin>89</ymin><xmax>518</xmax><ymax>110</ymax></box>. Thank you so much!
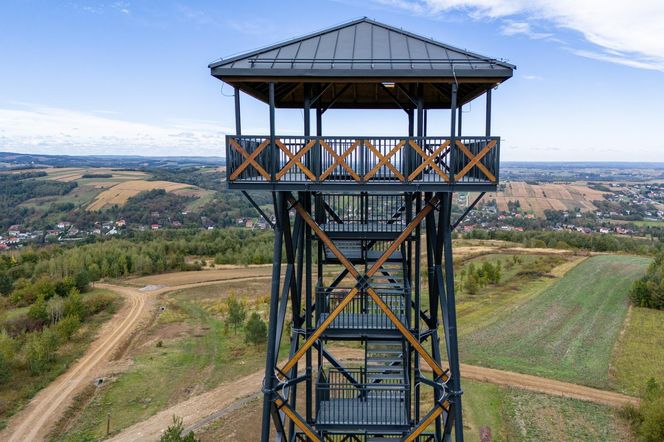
<box><xmin>261</xmin><ymin>192</ymin><xmax>285</xmax><ymax>442</ymax></box>
<box><xmin>234</xmin><ymin>86</ymin><xmax>241</xmax><ymax>136</ymax></box>
<box><xmin>241</xmin><ymin>191</ymin><xmax>274</xmax><ymax>229</ymax></box>
<box><xmin>451</xmin><ymin>191</ymin><xmax>485</xmax><ymax>231</ymax></box>
<box><xmin>485</xmin><ymin>87</ymin><xmax>492</xmax><ymax>137</ymax></box>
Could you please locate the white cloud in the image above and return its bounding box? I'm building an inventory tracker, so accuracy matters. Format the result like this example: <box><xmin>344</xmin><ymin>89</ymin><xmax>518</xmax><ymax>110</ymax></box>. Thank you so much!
<box><xmin>0</xmin><ymin>104</ymin><xmax>231</xmax><ymax>157</ymax></box>
<box><xmin>500</xmin><ymin>20</ymin><xmax>552</xmax><ymax>40</ymax></box>
<box><xmin>374</xmin><ymin>0</ymin><xmax>664</xmax><ymax>71</ymax></box>
<box><xmin>521</xmin><ymin>74</ymin><xmax>543</xmax><ymax>81</ymax></box>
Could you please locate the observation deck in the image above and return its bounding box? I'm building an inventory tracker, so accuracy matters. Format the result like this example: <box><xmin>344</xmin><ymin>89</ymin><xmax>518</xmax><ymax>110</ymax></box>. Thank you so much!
<box><xmin>226</xmin><ymin>135</ymin><xmax>500</xmax><ymax>192</ymax></box>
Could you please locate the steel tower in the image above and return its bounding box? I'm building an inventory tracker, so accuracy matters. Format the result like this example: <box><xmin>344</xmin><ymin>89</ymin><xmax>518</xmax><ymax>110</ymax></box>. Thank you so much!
<box><xmin>209</xmin><ymin>18</ymin><xmax>514</xmax><ymax>442</ymax></box>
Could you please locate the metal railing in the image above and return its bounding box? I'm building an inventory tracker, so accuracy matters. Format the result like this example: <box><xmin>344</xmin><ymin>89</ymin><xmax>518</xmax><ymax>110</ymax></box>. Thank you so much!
<box><xmin>316</xmin><ymin>368</ymin><xmax>409</xmax><ymax>428</ymax></box>
<box><xmin>226</xmin><ymin>135</ymin><xmax>499</xmax><ymax>185</ymax></box>
<box><xmin>316</xmin><ymin>286</ymin><xmax>406</xmax><ymax>330</ymax></box>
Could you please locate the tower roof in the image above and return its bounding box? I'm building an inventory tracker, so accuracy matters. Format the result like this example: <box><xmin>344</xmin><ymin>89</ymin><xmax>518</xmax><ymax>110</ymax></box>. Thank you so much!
<box><xmin>210</xmin><ymin>18</ymin><xmax>515</xmax><ymax>109</ymax></box>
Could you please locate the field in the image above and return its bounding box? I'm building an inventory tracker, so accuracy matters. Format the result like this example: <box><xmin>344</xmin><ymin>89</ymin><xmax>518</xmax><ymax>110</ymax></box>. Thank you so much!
<box><xmin>15</xmin><ymin>167</ymin><xmax>214</xmax><ymax>212</ymax></box>
<box><xmin>125</xmin><ymin>266</ymin><xmax>273</xmax><ymax>287</ymax></box>
<box><xmin>86</xmin><ymin>180</ymin><xmax>202</xmax><ymax>211</ymax></box>
<box><xmin>612</xmin><ymin>307</ymin><xmax>664</xmax><ymax>396</ymax></box>
<box><xmin>461</xmin><ymin>255</ymin><xmax>650</xmax><ymax>388</ymax></box>
<box><xmin>484</xmin><ymin>181</ymin><xmax>607</xmax><ymax>216</ymax></box>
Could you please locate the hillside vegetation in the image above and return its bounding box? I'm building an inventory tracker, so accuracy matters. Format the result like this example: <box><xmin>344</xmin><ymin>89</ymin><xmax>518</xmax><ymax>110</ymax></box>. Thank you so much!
<box><xmin>461</xmin><ymin>255</ymin><xmax>650</xmax><ymax>388</ymax></box>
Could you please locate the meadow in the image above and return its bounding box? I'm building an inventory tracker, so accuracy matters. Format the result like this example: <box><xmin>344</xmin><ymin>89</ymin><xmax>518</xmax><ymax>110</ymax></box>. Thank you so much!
<box><xmin>460</xmin><ymin>255</ymin><xmax>651</xmax><ymax>388</ymax></box>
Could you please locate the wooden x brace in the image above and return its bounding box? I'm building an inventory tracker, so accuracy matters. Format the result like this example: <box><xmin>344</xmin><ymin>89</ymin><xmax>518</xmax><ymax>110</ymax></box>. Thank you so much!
<box><xmin>228</xmin><ymin>138</ymin><xmax>271</xmax><ymax>181</ymax></box>
<box><xmin>408</xmin><ymin>140</ymin><xmax>450</xmax><ymax>182</ymax></box>
<box><xmin>364</xmin><ymin>140</ymin><xmax>406</xmax><ymax>181</ymax></box>
<box><xmin>455</xmin><ymin>139</ymin><xmax>497</xmax><ymax>182</ymax></box>
<box><xmin>320</xmin><ymin>139</ymin><xmax>361</xmax><ymax>182</ymax></box>
<box><xmin>275</xmin><ymin>139</ymin><xmax>316</xmax><ymax>181</ymax></box>
<box><xmin>279</xmin><ymin>194</ymin><xmax>446</xmax><ymax>380</ymax></box>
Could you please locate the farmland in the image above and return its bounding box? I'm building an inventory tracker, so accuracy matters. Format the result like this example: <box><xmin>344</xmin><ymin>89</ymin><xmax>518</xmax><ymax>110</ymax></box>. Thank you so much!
<box><xmin>461</xmin><ymin>255</ymin><xmax>651</xmax><ymax>388</ymax></box>
<box><xmin>484</xmin><ymin>181</ymin><xmax>607</xmax><ymax>216</ymax></box>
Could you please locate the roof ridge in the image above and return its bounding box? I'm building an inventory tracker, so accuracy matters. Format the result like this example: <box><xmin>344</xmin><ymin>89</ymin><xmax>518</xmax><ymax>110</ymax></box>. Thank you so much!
<box><xmin>209</xmin><ymin>17</ymin><xmax>516</xmax><ymax>71</ymax></box>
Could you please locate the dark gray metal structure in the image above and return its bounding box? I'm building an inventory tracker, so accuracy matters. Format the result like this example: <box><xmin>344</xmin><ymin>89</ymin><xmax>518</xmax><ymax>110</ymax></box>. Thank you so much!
<box><xmin>209</xmin><ymin>17</ymin><xmax>514</xmax><ymax>441</ymax></box>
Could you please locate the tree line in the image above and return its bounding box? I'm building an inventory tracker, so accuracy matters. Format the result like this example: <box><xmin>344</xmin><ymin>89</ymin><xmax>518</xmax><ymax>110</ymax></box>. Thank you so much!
<box><xmin>630</xmin><ymin>251</ymin><xmax>664</xmax><ymax>310</ymax></box>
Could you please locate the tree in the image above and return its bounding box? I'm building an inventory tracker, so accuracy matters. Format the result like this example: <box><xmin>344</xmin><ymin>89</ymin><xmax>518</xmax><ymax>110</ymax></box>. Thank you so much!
<box><xmin>74</xmin><ymin>270</ymin><xmax>90</xmax><ymax>292</ymax></box>
<box><xmin>160</xmin><ymin>415</ymin><xmax>200</xmax><ymax>442</ymax></box>
<box><xmin>28</xmin><ymin>295</ymin><xmax>49</xmax><ymax>325</ymax></box>
<box><xmin>245</xmin><ymin>312</ymin><xmax>267</xmax><ymax>345</ymax></box>
<box><xmin>64</xmin><ymin>288</ymin><xmax>86</xmax><ymax>320</ymax></box>
<box><xmin>226</xmin><ymin>295</ymin><xmax>247</xmax><ymax>334</ymax></box>
<box><xmin>25</xmin><ymin>327</ymin><xmax>59</xmax><ymax>375</ymax></box>
<box><xmin>55</xmin><ymin>314</ymin><xmax>80</xmax><ymax>341</ymax></box>
<box><xmin>0</xmin><ymin>272</ymin><xmax>12</xmax><ymax>295</ymax></box>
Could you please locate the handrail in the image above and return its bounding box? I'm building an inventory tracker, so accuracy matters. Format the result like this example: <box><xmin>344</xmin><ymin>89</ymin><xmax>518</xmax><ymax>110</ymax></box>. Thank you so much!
<box><xmin>226</xmin><ymin>135</ymin><xmax>499</xmax><ymax>186</ymax></box>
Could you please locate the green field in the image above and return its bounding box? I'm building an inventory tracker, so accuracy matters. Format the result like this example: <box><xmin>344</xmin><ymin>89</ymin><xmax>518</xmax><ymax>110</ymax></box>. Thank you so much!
<box><xmin>52</xmin><ymin>286</ymin><xmax>279</xmax><ymax>441</ymax></box>
<box><xmin>460</xmin><ymin>255</ymin><xmax>650</xmax><ymax>388</ymax></box>
<box><xmin>454</xmin><ymin>253</ymin><xmax>575</xmax><ymax>335</ymax></box>
<box><xmin>612</xmin><ymin>306</ymin><xmax>664</xmax><ymax>396</ymax></box>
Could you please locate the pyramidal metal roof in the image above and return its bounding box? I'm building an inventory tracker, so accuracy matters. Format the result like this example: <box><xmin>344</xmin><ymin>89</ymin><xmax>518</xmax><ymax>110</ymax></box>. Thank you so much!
<box><xmin>209</xmin><ymin>17</ymin><xmax>515</xmax><ymax>79</ymax></box>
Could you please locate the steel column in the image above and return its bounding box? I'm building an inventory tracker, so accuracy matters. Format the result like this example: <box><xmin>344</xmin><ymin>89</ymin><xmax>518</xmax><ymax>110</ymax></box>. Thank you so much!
<box><xmin>262</xmin><ymin>192</ymin><xmax>285</xmax><ymax>442</ymax></box>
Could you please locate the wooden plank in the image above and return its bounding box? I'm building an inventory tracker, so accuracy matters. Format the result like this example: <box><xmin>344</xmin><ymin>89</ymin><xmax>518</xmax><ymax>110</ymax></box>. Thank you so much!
<box><xmin>228</xmin><ymin>138</ymin><xmax>271</xmax><ymax>181</ymax></box>
<box><xmin>364</xmin><ymin>139</ymin><xmax>406</xmax><ymax>181</ymax></box>
<box><xmin>407</xmin><ymin>140</ymin><xmax>450</xmax><ymax>182</ymax></box>
<box><xmin>320</xmin><ymin>139</ymin><xmax>361</xmax><ymax>182</ymax></box>
<box><xmin>275</xmin><ymin>139</ymin><xmax>316</xmax><ymax>181</ymax></box>
<box><xmin>454</xmin><ymin>140</ymin><xmax>496</xmax><ymax>182</ymax></box>
<box><xmin>404</xmin><ymin>403</ymin><xmax>447</xmax><ymax>442</ymax></box>
<box><xmin>274</xmin><ymin>398</ymin><xmax>320</xmax><ymax>442</ymax></box>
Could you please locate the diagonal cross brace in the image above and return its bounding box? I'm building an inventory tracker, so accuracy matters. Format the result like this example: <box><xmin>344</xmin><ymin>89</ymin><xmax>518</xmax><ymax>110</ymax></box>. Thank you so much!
<box><xmin>279</xmin><ymin>193</ymin><xmax>445</xmax><ymax>379</ymax></box>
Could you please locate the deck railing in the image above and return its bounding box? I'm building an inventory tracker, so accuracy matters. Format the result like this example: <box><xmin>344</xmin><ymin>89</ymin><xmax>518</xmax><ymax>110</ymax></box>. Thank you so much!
<box><xmin>226</xmin><ymin>135</ymin><xmax>499</xmax><ymax>186</ymax></box>
<box><xmin>316</xmin><ymin>368</ymin><xmax>409</xmax><ymax>428</ymax></box>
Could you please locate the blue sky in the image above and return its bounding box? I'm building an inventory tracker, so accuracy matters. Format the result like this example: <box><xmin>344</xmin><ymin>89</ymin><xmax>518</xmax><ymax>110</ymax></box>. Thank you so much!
<box><xmin>1</xmin><ymin>0</ymin><xmax>663</xmax><ymax>161</ymax></box>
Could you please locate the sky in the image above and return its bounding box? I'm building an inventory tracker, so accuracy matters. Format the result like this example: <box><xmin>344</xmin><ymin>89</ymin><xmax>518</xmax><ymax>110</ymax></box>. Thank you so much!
<box><xmin>1</xmin><ymin>0</ymin><xmax>663</xmax><ymax>161</ymax></box>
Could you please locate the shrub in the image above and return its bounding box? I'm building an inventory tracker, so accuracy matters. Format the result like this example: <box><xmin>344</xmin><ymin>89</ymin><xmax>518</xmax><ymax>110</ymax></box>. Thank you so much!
<box><xmin>25</xmin><ymin>327</ymin><xmax>59</xmax><ymax>375</ymax></box>
<box><xmin>621</xmin><ymin>378</ymin><xmax>664</xmax><ymax>441</ymax></box>
<box><xmin>28</xmin><ymin>295</ymin><xmax>49</xmax><ymax>326</ymax></box>
<box><xmin>226</xmin><ymin>295</ymin><xmax>247</xmax><ymax>334</ymax></box>
<box><xmin>245</xmin><ymin>312</ymin><xmax>267</xmax><ymax>345</ymax></box>
<box><xmin>55</xmin><ymin>314</ymin><xmax>80</xmax><ymax>341</ymax></box>
<box><xmin>83</xmin><ymin>292</ymin><xmax>115</xmax><ymax>316</ymax></box>
<box><xmin>160</xmin><ymin>415</ymin><xmax>200</xmax><ymax>442</ymax></box>
<box><xmin>64</xmin><ymin>288</ymin><xmax>86</xmax><ymax>320</ymax></box>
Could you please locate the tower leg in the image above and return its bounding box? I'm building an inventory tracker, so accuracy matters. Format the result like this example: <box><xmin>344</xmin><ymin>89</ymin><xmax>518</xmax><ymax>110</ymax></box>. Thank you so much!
<box><xmin>442</xmin><ymin>193</ymin><xmax>464</xmax><ymax>442</ymax></box>
<box><xmin>262</xmin><ymin>192</ymin><xmax>285</xmax><ymax>442</ymax></box>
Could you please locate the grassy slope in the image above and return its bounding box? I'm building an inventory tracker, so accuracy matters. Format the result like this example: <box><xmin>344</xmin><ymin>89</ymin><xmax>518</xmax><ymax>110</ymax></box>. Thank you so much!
<box><xmin>55</xmin><ymin>287</ymin><xmax>280</xmax><ymax>441</ymax></box>
<box><xmin>461</xmin><ymin>255</ymin><xmax>650</xmax><ymax>389</ymax></box>
<box><xmin>612</xmin><ymin>306</ymin><xmax>664</xmax><ymax>396</ymax></box>
<box><xmin>0</xmin><ymin>289</ymin><xmax>121</xmax><ymax>430</ymax></box>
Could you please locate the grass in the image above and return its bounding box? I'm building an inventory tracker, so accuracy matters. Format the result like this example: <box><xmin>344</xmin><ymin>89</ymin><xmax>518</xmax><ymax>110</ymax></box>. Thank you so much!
<box><xmin>0</xmin><ymin>289</ymin><xmax>121</xmax><ymax>430</ymax></box>
<box><xmin>612</xmin><ymin>306</ymin><xmax>664</xmax><ymax>396</ymax></box>
<box><xmin>53</xmin><ymin>286</ymin><xmax>282</xmax><ymax>441</ymax></box>
<box><xmin>460</xmin><ymin>255</ymin><xmax>650</xmax><ymax>389</ymax></box>
<box><xmin>453</xmin><ymin>253</ymin><xmax>577</xmax><ymax>336</ymax></box>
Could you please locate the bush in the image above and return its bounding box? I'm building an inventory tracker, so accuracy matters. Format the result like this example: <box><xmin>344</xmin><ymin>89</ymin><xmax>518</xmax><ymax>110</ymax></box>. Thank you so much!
<box><xmin>245</xmin><ymin>312</ymin><xmax>267</xmax><ymax>345</ymax></box>
<box><xmin>64</xmin><ymin>288</ymin><xmax>86</xmax><ymax>320</ymax></box>
<box><xmin>54</xmin><ymin>314</ymin><xmax>80</xmax><ymax>341</ymax></box>
<box><xmin>629</xmin><ymin>253</ymin><xmax>664</xmax><ymax>310</ymax></box>
<box><xmin>25</xmin><ymin>327</ymin><xmax>59</xmax><ymax>375</ymax></box>
<box><xmin>160</xmin><ymin>415</ymin><xmax>200</xmax><ymax>442</ymax></box>
<box><xmin>226</xmin><ymin>295</ymin><xmax>247</xmax><ymax>334</ymax></box>
<box><xmin>83</xmin><ymin>292</ymin><xmax>115</xmax><ymax>316</ymax></box>
<box><xmin>28</xmin><ymin>295</ymin><xmax>49</xmax><ymax>326</ymax></box>
<box><xmin>621</xmin><ymin>378</ymin><xmax>664</xmax><ymax>441</ymax></box>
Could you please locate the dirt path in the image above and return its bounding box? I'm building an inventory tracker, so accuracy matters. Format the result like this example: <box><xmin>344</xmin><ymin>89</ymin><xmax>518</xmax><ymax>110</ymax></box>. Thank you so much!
<box><xmin>0</xmin><ymin>284</ymin><xmax>151</xmax><ymax>442</ymax></box>
<box><xmin>0</xmin><ymin>276</ymin><xmax>274</xmax><ymax>442</ymax></box>
<box><xmin>109</xmin><ymin>348</ymin><xmax>639</xmax><ymax>442</ymax></box>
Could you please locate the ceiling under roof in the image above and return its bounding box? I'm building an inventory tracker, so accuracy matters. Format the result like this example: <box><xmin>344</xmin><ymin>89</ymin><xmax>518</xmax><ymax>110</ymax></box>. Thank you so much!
<box><xmin>209</xmin><ymin>18</ymin><xmax>515</xmax><ymax>109</ymax></box>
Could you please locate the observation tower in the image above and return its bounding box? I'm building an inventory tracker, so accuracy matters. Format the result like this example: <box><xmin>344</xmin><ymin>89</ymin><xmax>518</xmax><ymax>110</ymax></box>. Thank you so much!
<box><xmin>209</xmin><ymin>17</ymin><xmax>514</xmax><ymax>442</ymax></box>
